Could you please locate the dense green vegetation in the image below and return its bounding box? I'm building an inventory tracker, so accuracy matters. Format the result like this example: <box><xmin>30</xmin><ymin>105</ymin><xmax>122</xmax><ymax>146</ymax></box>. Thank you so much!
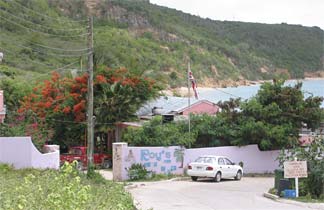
<box><xmin>123</xmin><ymin>116</ymin><xmax>195</xmax><ymax>147</ymax></box>
<box><xmin>123</xmin><ymin>80</ymin><xmax>324</xmax><ymax>150</ymax></box>
<box><xmin>0</xmin><ymin>163</ymin><xmax>134</xmax><ymax>210</ymax></box>
<box><xmin>0</xmin><ymin>0</ymin><xmax>323</xmax><ymax>89</ymax></box>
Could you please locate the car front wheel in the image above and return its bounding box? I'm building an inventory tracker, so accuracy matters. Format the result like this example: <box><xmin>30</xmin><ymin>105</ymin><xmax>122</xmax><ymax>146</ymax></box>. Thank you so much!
<box><xmin>191</xmin><ymin>176</ymin><xmax>198</xmax><ymax>181</ymax></box>
<box><xmin>102</xmin><ymin>160</ymin><xmax>112</xmax><ymax>169</ymax></box>
<box><xmin>235</xmin><ymin>170</ymin><xmax>242</xmax><ymax>180</ymax></box>
<box><xmin>214</xmin><ymin>172</ymin><xmax>221</xmax><ymax>182</ymax></box>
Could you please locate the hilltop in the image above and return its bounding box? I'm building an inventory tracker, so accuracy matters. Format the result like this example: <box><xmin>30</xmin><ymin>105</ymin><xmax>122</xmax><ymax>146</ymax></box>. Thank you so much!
<box><xmin>0</xmin><ymin>0</ymin><xmax>323</xmax><ymax>88</ymax></box>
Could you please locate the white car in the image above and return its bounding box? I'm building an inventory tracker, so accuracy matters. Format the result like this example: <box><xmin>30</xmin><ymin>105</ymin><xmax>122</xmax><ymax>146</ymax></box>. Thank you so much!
<box><xmin>187</xmin><ymin>155</ymin><xmax>243</xmax><ymax>182</ymax></box>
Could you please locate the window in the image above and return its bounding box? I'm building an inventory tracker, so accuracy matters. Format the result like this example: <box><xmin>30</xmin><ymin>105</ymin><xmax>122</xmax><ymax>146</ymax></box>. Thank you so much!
<box><xmin>195</xmin><ymin>157</ymin><xmax>216</xmax><ymax>163</ymax></box>
<box><xmin>224</xmin><ymin>158</ymin><xmax>233</xmax><ymax>165</ymax></box>
<box><xmin>205</xmin><ymin>158</ymin><xmax>214</xmax><ymax>163</ymax></box>
<box><xmin>218</xmin><ymin>158</ymin><xmax>225</xmax><ymax>165</ymax></box>
<box><xmin>70</xmin><ymin>148</ymin><xmax>82</xmax><ymax>155</ymax></box>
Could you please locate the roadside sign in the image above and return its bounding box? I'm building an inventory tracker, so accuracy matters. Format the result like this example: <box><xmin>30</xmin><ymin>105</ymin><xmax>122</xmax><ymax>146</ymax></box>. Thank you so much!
<box><xmin>284</xmin><ymin>160</ymin><xmax>307</xmax><ymax>178</ymax></box>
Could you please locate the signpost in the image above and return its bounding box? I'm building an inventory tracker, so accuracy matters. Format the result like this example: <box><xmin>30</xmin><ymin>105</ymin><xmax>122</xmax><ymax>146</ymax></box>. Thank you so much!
<box><xmin>284</xmin><ymin>158</ymin><xmax>308</xmax><ymax>197</ymax></box>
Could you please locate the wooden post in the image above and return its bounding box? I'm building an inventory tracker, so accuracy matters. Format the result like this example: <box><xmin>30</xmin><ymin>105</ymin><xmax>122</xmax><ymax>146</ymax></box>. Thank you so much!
<box><xmin>87</xmin><ymin>16</ymin><xmax>94</xmax><ymax>170</ymax></box>
<box><xmin>294</xmin><ymin>157</ymin><xmax>299</xmax><ymax>197</ymax></box>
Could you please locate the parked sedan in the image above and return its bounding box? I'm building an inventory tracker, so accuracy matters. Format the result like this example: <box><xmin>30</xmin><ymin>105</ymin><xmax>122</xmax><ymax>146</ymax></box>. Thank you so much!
<box><xmin>187</xmin><ymin>155</ymin><xmax>243</xmax><ymax>182</ymax></box>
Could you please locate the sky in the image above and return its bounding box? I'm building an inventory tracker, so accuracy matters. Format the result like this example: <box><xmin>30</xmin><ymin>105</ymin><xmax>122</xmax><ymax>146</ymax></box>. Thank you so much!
<box><xmin>150</xmin><ymin>0</ymin><xmax>324</xmax><ymax>29</ymax></box>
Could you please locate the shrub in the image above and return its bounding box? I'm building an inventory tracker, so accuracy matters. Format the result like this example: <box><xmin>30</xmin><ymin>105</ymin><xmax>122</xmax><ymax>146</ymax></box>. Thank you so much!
<box><xmin>126</xmin><ymin>163</ymin><xmax>149</xmax><ymax>181</ymax></box>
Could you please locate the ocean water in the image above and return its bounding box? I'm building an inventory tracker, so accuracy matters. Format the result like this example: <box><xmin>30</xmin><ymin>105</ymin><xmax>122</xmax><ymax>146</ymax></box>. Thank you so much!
<box><xmin>198</xmin><ymin>79</ymin><xmax>324</xmax><ymax>107</ymax></box>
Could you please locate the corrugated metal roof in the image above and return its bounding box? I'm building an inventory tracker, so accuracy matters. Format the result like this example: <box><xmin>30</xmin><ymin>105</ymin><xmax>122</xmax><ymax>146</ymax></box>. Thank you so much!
<box><xmin>136</xmin><ymin>96</ymin><xmax>199</xmax><ymax>116</ymax></box>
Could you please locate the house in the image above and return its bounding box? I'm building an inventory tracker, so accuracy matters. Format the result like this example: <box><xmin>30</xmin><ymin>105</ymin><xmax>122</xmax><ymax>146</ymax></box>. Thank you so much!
<box><xmin>0</xmin><ymin>90</ymin><xmax>5</xmax><ymax>123</ymax></box>
<box><xmin>172</xmin><ymin>100</ymin><xmax>220</xmax><ymax>116</ymax></box>
<box><xmin>299</xmin><ymin>121</ymin><xmax>324</xmax><ymax>146</ymax></box>
<box><xmin>137</xmin><ymin>96</ymin><xmax>220</xmax><ymax>118</ymax></box>
<box><xmin>112</xmin><ymin>97</ymin><xmax>220</xmax><ymax>142</ymax></box>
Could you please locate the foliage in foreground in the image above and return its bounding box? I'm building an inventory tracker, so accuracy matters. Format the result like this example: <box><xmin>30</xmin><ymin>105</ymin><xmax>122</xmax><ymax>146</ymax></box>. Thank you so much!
<box><xmin>0</xmin><ymin>163</ymin><xmax>134</xmax><ymax>210</ymax></box>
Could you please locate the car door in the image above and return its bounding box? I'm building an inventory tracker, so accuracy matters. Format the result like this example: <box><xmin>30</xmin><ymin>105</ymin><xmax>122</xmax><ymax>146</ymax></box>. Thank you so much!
<box><xmin>224</xmin><ymin>158</ymin><xmax>236</xmax><ymax>177</ymax></box>
<box><xmin>217</xmin><ymin>157</ymin><xmax>229</xmax><ymax>178</ymax></box>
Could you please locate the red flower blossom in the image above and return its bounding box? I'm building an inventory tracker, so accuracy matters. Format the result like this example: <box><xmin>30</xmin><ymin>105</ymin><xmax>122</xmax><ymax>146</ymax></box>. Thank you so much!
<box><xmin>44</xmin><ymin>101</ymin><xmax>52</xmax><ymax>108</ymax></box>
<box><xmin>96</xmin><ymin>75</ymin><xmax>107</xmax><ymax>84</ymax></box>
<box><xmin>62</xmin><ymin>106</ymin><xmax>71</xmax><ymax>114</ymax></box>
<box><xmin>73</xmin><ymin>100</ymin><xmax>85</xmax><ymax>113</ymax></box>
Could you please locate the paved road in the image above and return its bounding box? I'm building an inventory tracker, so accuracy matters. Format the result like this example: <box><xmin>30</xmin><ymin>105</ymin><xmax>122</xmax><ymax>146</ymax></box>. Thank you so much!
<box><xmin>128</xmin><ymin>177</ymin><xmax>313</xmax><ymax>210</ymax></box>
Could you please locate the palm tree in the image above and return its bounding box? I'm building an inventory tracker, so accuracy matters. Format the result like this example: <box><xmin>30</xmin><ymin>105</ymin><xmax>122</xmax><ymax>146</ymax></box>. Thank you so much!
<box><xmin>173</xmin><ymin>147</ymin><xmax>185</xmax><ymax>168</ymax></box>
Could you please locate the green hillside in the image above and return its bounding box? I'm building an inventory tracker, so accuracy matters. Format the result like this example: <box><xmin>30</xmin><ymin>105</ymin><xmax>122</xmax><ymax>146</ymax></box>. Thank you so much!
<box><xmin>0</xmin><ymin>0</ymin><xmax>323</xmax><ymax>88</ymax></box>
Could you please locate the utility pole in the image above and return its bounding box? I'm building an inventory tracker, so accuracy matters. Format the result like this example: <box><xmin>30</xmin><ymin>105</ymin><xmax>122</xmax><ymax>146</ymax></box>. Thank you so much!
<box><xmin>87</xmin><ymin>16</ymin><xmax>94</xmax><ymax>171</ymax></box>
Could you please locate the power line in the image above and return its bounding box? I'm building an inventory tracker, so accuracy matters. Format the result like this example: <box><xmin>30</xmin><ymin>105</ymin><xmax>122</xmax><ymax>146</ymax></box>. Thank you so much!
<box><xmin>27</xmin><ymin>42</ymin><xmax>90</xmax><ymax>52</ymax></box>
<box><xmin>0</xmin><ymin>15</ymin><xmax>89</xmax><ymax>38</ymax></box>
<box><xmin>33</xmin><ymin>61</ymin><xmax>82</xmax><ymax>78</ymax></box>
<box><xmin>1</xmin><ymin>36</ymin><xmax>90</xmax><ymax>52</ymax></box>
<box><xmin>46</xmin><ymin>119</ymin><xmax>86</xmax><ymax>125</ymax></box>
<box><xmin>0</xmin><ymin>8</ymin><xmax>87</xmax><ymax>33</ymax></box>
<box><xmin>0</xmin><ymin>38</ymin><xmax>90</xmax><ymax>57</ymax></box>
<box><xmin>213</xmin><ymin>88</ymin><xmax>246</xmax><ymax>100</ymax></box>
<box><xmin>52</xmin><ymin>60</ymin><xmax>81</xmax><ymax>71</ymax></box>
<box><xmin>5</xmin><ymin>0</ymin><xmax>88</xmax><ymax>24</ymax></box>
<box><xmin>1</xmin><ymin>46</ymin><xmax>57</xmax><ymax>68</ymax></box>
<box><xmin>0</xmin><ymin>46</ymin><xmax>84</xmax><ymax>73</ymax></box>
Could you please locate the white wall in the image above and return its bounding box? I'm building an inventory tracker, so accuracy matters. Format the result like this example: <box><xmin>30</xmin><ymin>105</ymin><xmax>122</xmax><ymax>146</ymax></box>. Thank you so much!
<box><xmin>0</xmin><ymin>137</ymin><xmax>59</xmax><ymax>169</ymax></box>
<box><xmin>185</xmin><ymin>145</ymin><xmax>280</xmax><ymax>173</ymax></box>
<box><xmin>113</xmin><ymin>143</ymin><xmax>280</xmax><ymax>181</ymax></box>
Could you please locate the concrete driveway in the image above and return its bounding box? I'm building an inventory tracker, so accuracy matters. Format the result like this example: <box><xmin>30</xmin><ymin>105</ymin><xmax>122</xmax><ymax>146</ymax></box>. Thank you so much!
<box><xmin>128</xmin><ymin>177</ymin><xmax>313</xmax><ymax>210</ymax></box>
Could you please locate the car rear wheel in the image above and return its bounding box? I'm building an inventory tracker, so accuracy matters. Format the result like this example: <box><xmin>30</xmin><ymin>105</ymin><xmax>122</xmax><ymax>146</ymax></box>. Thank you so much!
<box><xmin>76</xmin><ymin>161</ymin><xmax>83</xmax><ymax>171</ymax></box>
<box><xmin>235</xmin><ymin>170</ymin><xmax>242</xmax><ymax>180</ymax></box>
<box><xmin>191</xmin><ymin>176</ymin><xmax>198</xmax><ymax>181</ymax></box>
<box><xmin>214</xmin><ymin>172</ymin><xmax>221</xmax><ymax>182</ymax></box>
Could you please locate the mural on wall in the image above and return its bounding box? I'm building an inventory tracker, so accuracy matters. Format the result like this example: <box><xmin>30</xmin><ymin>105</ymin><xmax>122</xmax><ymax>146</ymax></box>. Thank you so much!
<box><xmin>125</xmin><ymin>149</ymin><xmax>135</xmax><ymax>162</ymax></box>
<box><xmin>123</xmin><ymin>146</ymin><xmax>183</xmax><ymax>175</ymax></box>
<box><xmin>173</xmin><ymin>147</ymin><xmax>185</xmax><ymax>168</ymax></box>
<box><xmin>140</xmin><ymin>149</ymin><xmax>177</xmax><ymax>173</ymax></box>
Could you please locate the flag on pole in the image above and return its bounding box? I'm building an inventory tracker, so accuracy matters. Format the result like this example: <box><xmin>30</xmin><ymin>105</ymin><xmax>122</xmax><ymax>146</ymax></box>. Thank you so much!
<box><xmin>189</xmin><ymin>71</ymin><xmax>198</xmax><ymax>99</ymax></box>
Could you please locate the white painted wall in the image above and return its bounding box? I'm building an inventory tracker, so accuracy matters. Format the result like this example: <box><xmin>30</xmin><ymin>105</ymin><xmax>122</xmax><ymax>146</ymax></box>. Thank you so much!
<box><xmin>113</xmin><ymin>143</ymin><xmax>280</xmax><ymax>181</ymax></box>
<box><xmin>185</xmin><ymin>145</ymin><xmax>280</xmax><ymax>173</ymax></box>
<box><xmin>0</xmin><ymin>137</ymin><xmax>59</xmax><ymax>169</ymax></box>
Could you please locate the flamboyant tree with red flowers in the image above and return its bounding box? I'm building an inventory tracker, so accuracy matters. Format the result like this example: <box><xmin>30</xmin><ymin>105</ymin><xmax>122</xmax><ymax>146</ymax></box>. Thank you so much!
<box><xmin>18</xmin><ymin>66</ymin><xmax>160</xmax><ymax>148</ymax></box>
<box><xmin>18</xmin><ymin>71</ymin><xmax>88</xmax><ymax>148</ymax></box>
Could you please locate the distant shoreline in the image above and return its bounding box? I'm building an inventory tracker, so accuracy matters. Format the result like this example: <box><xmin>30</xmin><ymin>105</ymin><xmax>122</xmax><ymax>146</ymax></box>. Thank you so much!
<box><xmin>164</xmin><ymin>77</ymin><xmax>324</xmax><ymax>97</ymax></box>
<box><xmin>303</xmin><ymin>77</ymin><xmax>324</xmax><ymax>81</ymax></box>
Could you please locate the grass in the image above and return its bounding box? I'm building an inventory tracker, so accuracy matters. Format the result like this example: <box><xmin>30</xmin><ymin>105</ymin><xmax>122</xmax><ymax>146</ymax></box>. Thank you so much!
<box><xmin>127</xmin><ymin>172</ymin><xmax>186</xmax><ymax>182</ymax></box>
<box><xmin>244</xmin><ymin>173</ymin><xmax>275</xmax><ymax>177</ymax></box>
<box><xmin>268</xmin><ymin>187</ymin><xmax>324</xmax><ymax>203</ymax></box>
<box><xmin>0</xmin><ymin>163</ymin><xmax>134</xmax><ymax>210</ymax></box>
<box><xmin>293</xmin><ymin>196</ymin><xmax>324</xmax><ymax>203</ymax></box>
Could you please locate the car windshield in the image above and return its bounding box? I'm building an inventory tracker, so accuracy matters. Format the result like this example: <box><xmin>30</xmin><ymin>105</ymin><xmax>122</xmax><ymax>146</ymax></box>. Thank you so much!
<box><xmin>69</xmin><ymin>148</ymin><xmax>82</xmax><ymax>155</ymax></box>
<box><xmin>194</xmin><ymin>157</ymin><xmax>215</xmax><ymax>163</ymax></box>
